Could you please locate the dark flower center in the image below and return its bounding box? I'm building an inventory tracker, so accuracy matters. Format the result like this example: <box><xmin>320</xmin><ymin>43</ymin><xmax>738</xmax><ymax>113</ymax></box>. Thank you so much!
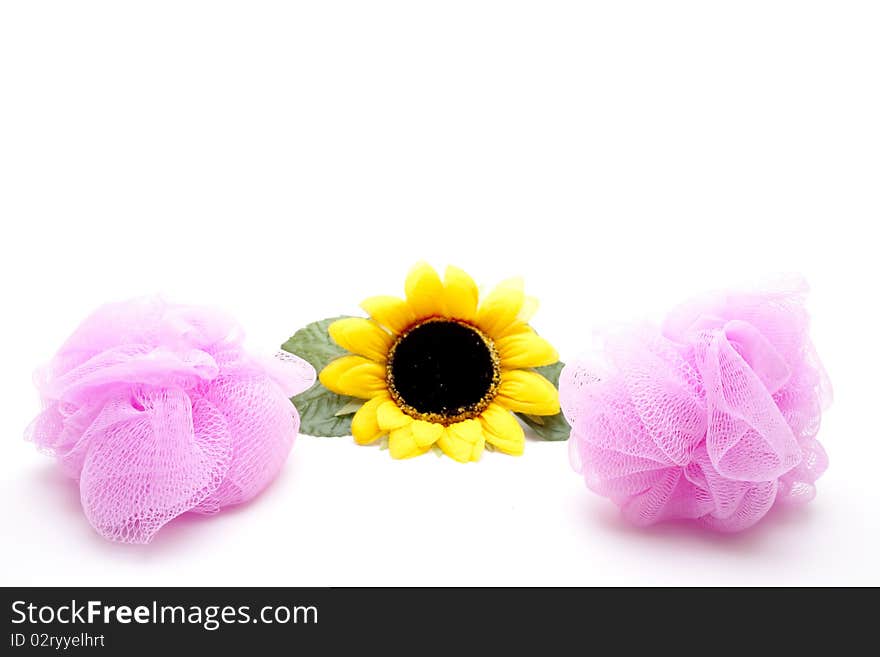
<box><xmin>387</xmin><ymin>319</ymin><xmax>500</xmax><ymax>424</ymax></box>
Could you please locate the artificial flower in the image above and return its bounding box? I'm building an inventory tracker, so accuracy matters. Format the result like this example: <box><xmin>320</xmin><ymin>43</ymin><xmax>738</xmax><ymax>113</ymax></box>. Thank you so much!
<box><xmin>319</xmin><ymin>263</ymin><xmax>560</xmax><ymax>462</ymax></box>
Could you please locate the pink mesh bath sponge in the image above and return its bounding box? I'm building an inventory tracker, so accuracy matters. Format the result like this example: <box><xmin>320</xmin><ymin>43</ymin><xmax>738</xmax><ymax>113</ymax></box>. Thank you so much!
<box><xmin>25</xmin><ymin>297</ymin><xmax>315</xmax><ymax>543</ymax></box>
<box><xmin>560</xmin><ymin>278</ymin><xmax>831</xmax><ymax>532</ymax></box>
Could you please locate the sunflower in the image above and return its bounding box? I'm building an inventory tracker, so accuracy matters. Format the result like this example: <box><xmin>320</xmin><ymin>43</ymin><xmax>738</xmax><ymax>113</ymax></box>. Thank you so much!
<box><xmin>319</xmin><ymin>263</ymin><xmax>560</xmax><ymax>462</ymax></box>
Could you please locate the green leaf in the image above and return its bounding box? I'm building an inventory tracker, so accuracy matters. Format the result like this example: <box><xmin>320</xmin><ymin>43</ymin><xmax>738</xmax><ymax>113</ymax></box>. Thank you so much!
<box><xmin>518</xmin><ymin>411</ymin><xmax>570</xmax><ymax>441</ymax></box>
<box><xmin>334</xmin><ymin>399</ymin><xmax>364</xmax><ymax>416</ymax></box>
<box><xmin>533</xmin><ymin>361</ymin><xmax>565</xmax><ymax>387</ymax></box>
<box><xmin>292</xmin><ymin>382</ymin><xmax>358</xmax><ymax>437</ymax></box>
<box><xmin>515</xmin><ymin>361</ymin><xmax>571</xmax><ymax>441</ymax></box>
<box><xmin>281</xmin><ymin>316</ymin><xmax>362</xmax><ymax>437</ymax></box>
<box><xmin>281</xmin><ymin>316</ymin><xmax>353</xmax><ymax>372</ymax></box>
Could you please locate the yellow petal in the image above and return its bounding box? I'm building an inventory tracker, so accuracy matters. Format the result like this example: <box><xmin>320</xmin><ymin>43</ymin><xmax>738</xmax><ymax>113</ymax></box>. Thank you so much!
<box><xmin>517</xmin><ymin>296</ymin><xmax>540</xmax><ymax>323</ymax></box>
<box><xmin>496</xmin><ymin>329</ymin><xmax>559</xmax><ymax>369</ymax></box>
<box><xmin>405</xmin><ymin>262</ymin><xmax>444</xmax><ymax>319</ymax></box>
<box><xmin>443</xmin><ymin>265</ymin><xmax>479</xmax><ymax>321</ymax></box>
<box><xmin>377</xmin><ymin>399</ymin><xmax>413</xmax><ymax>431</ymax></box>
<box><xmin>411</xmin><ymin>419</ymin><xmax>444</xmax><ymax>448</ymax></box>
<box><xmin>475</xmin><ymin>277</ymin><xmax>525</xmax><ymax>338</ymax></box>
<box><xmin>438</xmin><ymin>419</ymin><xmax>485</xmax><ymax>463</ymax></box>
<box><xmin>319</xmin><ymin>356</ymin><xmax>387</xmax><ymax>399</ymax></box>
<box><xmin>479</xmin><ymin>403</ymin><xmax>525</xmax><ymax>455</ymax></box>
<box><xmin>328</xmin><ymin>317</ymin><xmax>394</xmax><ymax>362</ymax></box>
<box><xmin>351</xmin><ymin>395</ymin><xmax>389</xmax><ymax>445</ymax></box>
<box><xmin>388</xmin><ymin>425</ymin><xmax>430</xmax><ymax>459</ymax></box>
<box><xmin>360</xmin><ymin>295</ymin><xmax>415</xmax><ymax>335</ymax></box>
<box><xmin>496</xmin><ymin>369</ymin><xmax>560</xmax><ymax>415</ymax></box>
<box><xmin>493</xmin><ymin>321</ymin><xmax>534</xmax><ymax>340</ymax></box>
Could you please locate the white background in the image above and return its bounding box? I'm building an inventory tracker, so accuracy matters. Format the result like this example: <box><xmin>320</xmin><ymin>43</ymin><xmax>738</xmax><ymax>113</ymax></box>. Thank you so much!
<box><xmin>1</xmin><ymin>2</ymin><xmax>878</xmax><ymax>586</ymax></box>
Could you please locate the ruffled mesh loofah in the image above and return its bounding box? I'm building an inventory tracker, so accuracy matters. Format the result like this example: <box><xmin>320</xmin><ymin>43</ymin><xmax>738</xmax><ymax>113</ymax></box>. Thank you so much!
<box><xmin>561</xmin><ymin>278</ymin><xmax>831</xmax><ymax>532</ymax></box>
<box><xmin>26</xmin><ymin>298</ymin><xmax>315</xmax><ymax>543</ymax></box>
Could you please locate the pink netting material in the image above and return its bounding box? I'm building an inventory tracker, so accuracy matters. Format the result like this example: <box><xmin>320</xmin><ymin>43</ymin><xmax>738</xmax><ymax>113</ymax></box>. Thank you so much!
<box><xmin>560</xmin><ymin>278</ymin><xmax>831</xmax><ymax>532</ymax></box>
<box><xmin>25</xmin><ymin>298</ymin><xmax>315</xmax><ymax>544</ymax></box>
